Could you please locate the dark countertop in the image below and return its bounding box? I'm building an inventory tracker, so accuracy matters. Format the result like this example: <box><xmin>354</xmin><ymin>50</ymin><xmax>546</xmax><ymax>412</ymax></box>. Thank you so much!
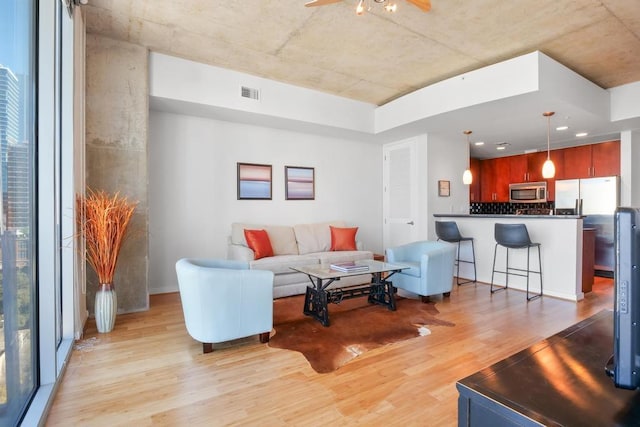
<box><xmin>434</xmin><ymin>213</ymin><xmax>583</xmax><ymax>219</ymax></box>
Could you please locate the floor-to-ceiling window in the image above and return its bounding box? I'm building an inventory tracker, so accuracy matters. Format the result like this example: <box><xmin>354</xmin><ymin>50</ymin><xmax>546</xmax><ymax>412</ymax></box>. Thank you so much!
<box><xmin>0</xmin><ymin>0</ymin><xmax>38</xmax><ymax>424</ymax></box>
<box><xmin>0</xmin><ymin>0</ymin><xmax>78</xmax><ymax>424</ymax></box>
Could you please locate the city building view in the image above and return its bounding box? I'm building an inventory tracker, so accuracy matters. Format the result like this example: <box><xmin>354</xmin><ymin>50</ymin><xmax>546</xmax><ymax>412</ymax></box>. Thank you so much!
<box><xmin>0</xmin><ymin>0</ymin><xmax>37</xmax><ymax>421</ymax></box>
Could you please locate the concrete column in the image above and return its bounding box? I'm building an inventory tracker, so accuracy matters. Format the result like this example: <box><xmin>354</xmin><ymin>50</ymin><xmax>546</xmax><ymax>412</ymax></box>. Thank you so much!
<box><xmin>85</xmin><ymin>34</ymin><xmax>149</xmax><ymax>314</ymax></box>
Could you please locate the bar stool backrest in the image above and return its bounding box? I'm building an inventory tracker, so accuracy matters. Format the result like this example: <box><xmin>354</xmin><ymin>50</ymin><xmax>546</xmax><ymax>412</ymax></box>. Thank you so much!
<box><xmin>494</xmin><ymin>223</ymin><xmax>533</xmax><ymax>249</ymax></box>
<box><xmin>435</xmin><ymin>221</ymin><xmax>463</xmax><ymax>243</ymax></box>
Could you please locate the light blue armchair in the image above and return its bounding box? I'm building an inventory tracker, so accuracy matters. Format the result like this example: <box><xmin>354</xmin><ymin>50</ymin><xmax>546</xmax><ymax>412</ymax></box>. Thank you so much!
<box><xmin>175</xmin><ymin>258</ymin><xmax>274</xmax><ymax>353</ymax></box>
<box><xmin>385</xmin><ymin>241</ymin><xmax>456</xmax><ymax>301</ymax></box>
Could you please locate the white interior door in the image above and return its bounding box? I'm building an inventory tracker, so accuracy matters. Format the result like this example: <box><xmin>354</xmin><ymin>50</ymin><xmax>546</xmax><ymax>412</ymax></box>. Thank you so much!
<box><xmin>383</xmin><ymin>139</ymin><xmax>419</xmax><ymax>250</ymax></box>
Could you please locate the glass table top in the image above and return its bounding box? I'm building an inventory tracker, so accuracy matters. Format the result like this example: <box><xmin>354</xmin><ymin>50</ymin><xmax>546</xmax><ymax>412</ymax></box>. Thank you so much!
<box><xmin>290</xmin><ymin>259</ymin><xmax>408</xmax><ymax>280</ymax></box>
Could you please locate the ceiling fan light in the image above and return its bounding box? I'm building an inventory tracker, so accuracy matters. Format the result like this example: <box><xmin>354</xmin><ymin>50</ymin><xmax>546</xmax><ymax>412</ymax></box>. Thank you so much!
<box><xmin>385</xmin><ymin>2</ymin><xmax>397</xmax><ymax>12</ymax></box>
<box><xmin>542</xmin><ymin>159</ymin><xmax>555</xmax><ymax>179</ymax></box>
<box><xmin>356</xmin><ymin>0</ymin><xmax>365</xmax><ymax>14</ymax></box>
<box><xmin>462</xmin><ymin>169</ymin><xmax>473</xmax><ymax>185</ymax></box>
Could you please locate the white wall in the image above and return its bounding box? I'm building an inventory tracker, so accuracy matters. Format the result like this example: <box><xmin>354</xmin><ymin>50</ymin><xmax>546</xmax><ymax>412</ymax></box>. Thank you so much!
<box><xmin>610</xmin><ymin>81</ymin><xmax>640</xmax><ymax>122</ymax></box>
<box><xmin>620</xmin><ymin>130</ymin><xmax>640</xmax><ymax>207</ymax></box>
<box><xmin>149</xmin><ymin>52</ymin><xmax>375</xmax><ymax>134</ymax></box>
<box><xmin>148</xmin><ymin>110</ymin><xmax>383</xmax><ymax>294</ymax></box>
<box><xmin>381</xmin><ymin>132</ymin><xmax>468</xmax><ymax>244</ymax></box>
<box><xmin>375</xmin><ymin>52</ymin><xmax>541</xmax><ymax>133</ymax></box>
<box><xmin>426</xmin><ymin>133</ymin><xmax>470</xmax><ymax>239</ymax></box>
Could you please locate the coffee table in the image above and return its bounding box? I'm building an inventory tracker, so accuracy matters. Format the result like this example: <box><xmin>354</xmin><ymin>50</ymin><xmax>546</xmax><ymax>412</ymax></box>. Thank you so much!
<box><xmin>291</xmin><ymin>259</ymin><xmax>408</xmax><ymax>327</ymax></box>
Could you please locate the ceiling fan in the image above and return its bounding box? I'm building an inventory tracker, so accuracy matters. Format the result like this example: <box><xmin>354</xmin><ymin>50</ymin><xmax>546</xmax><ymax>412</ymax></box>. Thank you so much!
<box><xmin>305</xmin><ymin>0</ymin><xmax>432</xmax><ymax>13</ymax></box>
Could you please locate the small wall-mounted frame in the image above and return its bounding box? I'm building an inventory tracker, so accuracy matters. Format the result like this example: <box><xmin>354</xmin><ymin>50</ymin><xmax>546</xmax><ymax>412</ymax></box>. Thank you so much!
<box><xmin>237</xmin><ymin>163</ymin><xmax>272</xmax><ymax>200</ymax></box>
<box><xmin>438</xmin><ymin>180</ymin><xmax>450</xmax><ymax>197</ymax></box>
<box><xmin>285</xmin><ymin>166</ymin><xmax>315</xmax><ymax>200</ymax></box>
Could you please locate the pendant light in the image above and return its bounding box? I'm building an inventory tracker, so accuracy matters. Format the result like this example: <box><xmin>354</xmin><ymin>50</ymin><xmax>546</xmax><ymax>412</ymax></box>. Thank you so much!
<box><xmin>542</xmin><ymin>112</ymin><xmax>556</xmax><ymax>179</ymax></box>
<box><xmin>462</xmin><ymin>130</ymin><xmax>473</xmax><ymax>185</ymax></box>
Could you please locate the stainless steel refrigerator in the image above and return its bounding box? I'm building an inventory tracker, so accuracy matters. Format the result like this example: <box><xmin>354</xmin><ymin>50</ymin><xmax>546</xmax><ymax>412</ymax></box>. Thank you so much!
<box><xmin>555</xmin><ymin>176</ymin><xmax>620</xmax><ymax>276</ymax></box>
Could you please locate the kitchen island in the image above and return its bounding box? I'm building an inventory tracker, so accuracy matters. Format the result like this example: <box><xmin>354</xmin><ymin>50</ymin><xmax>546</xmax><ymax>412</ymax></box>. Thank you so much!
<box><xmin>434</xmin><ymin>214</ymin><xmax>584</xmax><ymax>301</ymax></box>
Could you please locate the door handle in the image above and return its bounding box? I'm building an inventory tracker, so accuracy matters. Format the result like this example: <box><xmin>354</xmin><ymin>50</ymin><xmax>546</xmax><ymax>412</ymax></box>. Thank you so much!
<box><xmin>406</xmin><ymin>221</ymin><xmax>414</xmax><ymax>225</ymax></box>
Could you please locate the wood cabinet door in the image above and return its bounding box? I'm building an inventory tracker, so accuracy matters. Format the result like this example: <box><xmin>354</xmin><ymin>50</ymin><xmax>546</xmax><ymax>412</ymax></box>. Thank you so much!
<box><xmin>509</xmin><ymin>155</ymin><xmax>528</xmax><ymax>183</ymax></box>
<box><xmin>527</xmin><ymin>151</ymin><xmax>548</xmax><ymax>182</ymax></box>
<box><xmin>592</xmin><ymin>140</ymin><xmax>620</xmax><ymax>177</ymax></box>
<box><xmin>550</xmin><ymin>149</ymin><xmax>565</xmax><ymax>180</ymax></box>
<box><xmin>544</xmin><ymin>150</ymin><xmax>563</xmax><ymax>201</ymax></box>
<box><xmin>494</xmin><ymin>157</ymin><xmax>511</xmax><ymax>201</ymax></box>
<box><xmin>469</xmin><ymin>158</ymin><xmax>481</xmax><ymax>202</ymax></box>
<box><xmin>562</xmin><ymin>145</ymin><xmax>592</xmax><ymax>179</ymax></box>
<box><xmin>480</xmin><ymin>159</ymin><xmax>497</xmax><ymax>202</ymax></box>
<box><xmin>547</xmin><ymin>179</ymin><xmax>556</xmax><ymax>202</ymax></box>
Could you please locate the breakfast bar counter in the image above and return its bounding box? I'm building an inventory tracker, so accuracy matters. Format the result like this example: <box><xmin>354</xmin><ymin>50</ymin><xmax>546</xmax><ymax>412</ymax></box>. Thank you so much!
<box><xmin>434</xmin><ymin>214</ymin><xmax>584</xmax><ymax>301</ymax></box>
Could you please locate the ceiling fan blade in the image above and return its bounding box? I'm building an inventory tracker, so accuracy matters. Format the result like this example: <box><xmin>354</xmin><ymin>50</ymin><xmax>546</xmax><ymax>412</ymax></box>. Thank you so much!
<box><xmin>405</xmin><ymin>0</ymin><xmax>431</xmax><ymax>12</ymax></box>
<box><xmin>305</xmin><ymin>0</ymin><xmax>343</xmax><ymax>7</ymax></box>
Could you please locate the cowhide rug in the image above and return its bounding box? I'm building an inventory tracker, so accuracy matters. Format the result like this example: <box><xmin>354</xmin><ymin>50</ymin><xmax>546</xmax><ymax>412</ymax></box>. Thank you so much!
<box><xmin>268</xmin><ymin>294</ymin><xmax>454</xmax><ymax>373</ymax></box>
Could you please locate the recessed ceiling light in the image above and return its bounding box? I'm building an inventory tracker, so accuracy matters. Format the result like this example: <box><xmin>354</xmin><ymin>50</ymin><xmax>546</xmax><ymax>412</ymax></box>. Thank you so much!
<box><xmin>474</xmin><ymin>141</ymin><xmax>485</xmax><ymax>146</ymax></box>
<box><xmin>495</xmin><ymin>142</ymin><xmax>509</xmax><ymax>151</ymax></box>
<box><xmin>556</xmin><ymin>126</ymin><xmax>569</xmax><ymax>131</ymax></box>
<box><xmin>576</xmin><ymin>132</ymin><xmax>588</xmax><ymax>137</ymax></box>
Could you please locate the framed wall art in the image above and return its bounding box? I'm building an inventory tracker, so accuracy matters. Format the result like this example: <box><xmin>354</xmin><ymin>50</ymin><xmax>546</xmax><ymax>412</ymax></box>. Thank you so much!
<box><xmin>438</xmin><ymin>180</ymin><xmax>450</xmax><ymax>197</ymax></box>
<box><xmin>285</xmin><ymin>166</ymin><xmax>315</xmax><ymax>200</ymax></box>
<box><xmin>237</xmin><ymin>163</ymin><xmax>272</xmax><ymax>200</ymax></box>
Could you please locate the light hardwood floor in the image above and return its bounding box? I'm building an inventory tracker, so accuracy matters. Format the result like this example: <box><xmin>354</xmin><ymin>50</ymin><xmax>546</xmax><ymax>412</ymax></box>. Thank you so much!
<box><xmin>46</xmin><ymin>278</ymin><xmax>614</xmax><ymax>426</ymax></box>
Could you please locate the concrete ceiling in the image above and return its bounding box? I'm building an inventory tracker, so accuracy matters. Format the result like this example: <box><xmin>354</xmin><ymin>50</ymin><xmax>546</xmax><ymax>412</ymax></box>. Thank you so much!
<box><xmin>83</xmin><ymin>0</ymin><xmax>640</xmax><ymax>158</ymax></box>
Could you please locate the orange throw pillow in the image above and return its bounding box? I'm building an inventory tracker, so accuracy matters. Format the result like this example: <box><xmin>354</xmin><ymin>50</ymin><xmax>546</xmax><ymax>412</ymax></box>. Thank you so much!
<box><xmin>330</xmin><ymin>226</ymin><xmax>358</xmax><ymax>251</ymax></box>
<box><xmin>244</xmin><ymin>229</ymin><xmax>274</xmax><ymax>260</ymax></box>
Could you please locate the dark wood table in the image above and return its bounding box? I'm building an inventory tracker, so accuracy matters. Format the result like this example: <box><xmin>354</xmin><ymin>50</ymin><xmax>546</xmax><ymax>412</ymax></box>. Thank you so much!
<box><xmin>291</xmin><ymin>259</ymin><xmax>407</xmax><ymax>327</ymax></box>
<box><xmin>457</xmin><ymin>310</ymin><xmax>640</xmax><ymax>426</ymax></box>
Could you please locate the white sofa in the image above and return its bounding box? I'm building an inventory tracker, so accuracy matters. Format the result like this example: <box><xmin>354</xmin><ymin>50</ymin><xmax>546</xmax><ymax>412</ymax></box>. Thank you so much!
<box><xmin>227</xmin><ymin>221</ymin><xmax>373</xmax><ymax>298</ymax></box>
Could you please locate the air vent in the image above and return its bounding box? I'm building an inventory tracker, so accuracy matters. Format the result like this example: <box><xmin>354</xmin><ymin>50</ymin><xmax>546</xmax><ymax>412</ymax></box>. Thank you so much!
<box><xmin>241</xmin><ymin>86</ymin><xmax>260</xmax><ymax>100</ymax></box>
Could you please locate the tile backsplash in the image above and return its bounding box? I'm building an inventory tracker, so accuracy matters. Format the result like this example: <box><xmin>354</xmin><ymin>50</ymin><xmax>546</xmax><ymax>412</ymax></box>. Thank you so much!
<box><xmin>470</xmin><ymin>202</ymin><xmax>555</xmax><ymax>215</ymax></box>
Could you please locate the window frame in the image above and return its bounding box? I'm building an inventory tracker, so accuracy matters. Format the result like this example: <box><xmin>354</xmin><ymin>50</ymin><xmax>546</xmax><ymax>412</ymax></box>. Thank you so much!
<box><xmin>21</xmin><ymin>0</ymin><xmax>76</xmax><ymax>423</ymax></box>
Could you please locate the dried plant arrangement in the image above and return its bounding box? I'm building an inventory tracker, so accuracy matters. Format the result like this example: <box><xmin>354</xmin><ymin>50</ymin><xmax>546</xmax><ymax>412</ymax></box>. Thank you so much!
<box><xmin>76</xmin><ymin>189</ymin><xmax>138</xmax><ymax>284</ymax></box>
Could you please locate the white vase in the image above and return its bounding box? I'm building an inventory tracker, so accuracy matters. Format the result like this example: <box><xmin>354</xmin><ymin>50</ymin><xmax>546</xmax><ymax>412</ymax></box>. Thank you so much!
<box><xmin>95</xmin><ymin>283</ymin><xmax>117</xmax><ymax>333</ymax></box>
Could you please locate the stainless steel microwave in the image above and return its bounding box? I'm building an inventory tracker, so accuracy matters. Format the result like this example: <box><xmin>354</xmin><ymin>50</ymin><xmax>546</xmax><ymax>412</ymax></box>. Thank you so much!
<box><xmin>509</xmin><ymin>182</ymin><xmax>547</xmax><ymax>203</ymax></box>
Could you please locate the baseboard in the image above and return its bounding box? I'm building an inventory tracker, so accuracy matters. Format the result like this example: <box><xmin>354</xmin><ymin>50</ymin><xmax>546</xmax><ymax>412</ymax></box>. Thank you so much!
<box><xmin>150</xmin><ymin>284</ymin><xmax>178</xmax><ymax>295</ymax></box>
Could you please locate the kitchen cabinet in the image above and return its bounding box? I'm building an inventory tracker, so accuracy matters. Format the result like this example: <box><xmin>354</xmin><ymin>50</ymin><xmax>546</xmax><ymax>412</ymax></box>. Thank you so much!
<box><xmin>563</xmin><ymin>140</ymin><xmax>620</xmax><ymax>179</ymax></box>
<box><xmin>508</xmin><ymin>151</ymin><xmax>548</xmax><ymax>183</ymax></box>
<box><xmin>549</xmin><ymin>149</ymin><xmax>565</xmax><ymax>180</ymax></box>
<box><xmin>546</xmin><ymin>179</ymin><xmax>556</xmax><ymax>202</ymax></box>
<box><xmin>525</xmin><ymin>151</ymin><xmax>548</xmax><ymax>182</ymax></box>
<box><xmin>508</xmin><ymin>154</ymin><xmax>528</xmax><ymax>183</ymax></box>
<box><xmin>544</xmin><ymin>150</ymin><xmax>564</xmax><ymax>201</ymax></box>
<box><xmin>592</xmin><ymin>140</ymin><xmax>620</xmax><ymax>176</ymax></box>
<box><xmin>480</xmin><ymin>157</ymin><xmax>510</xmax><ymax>202</ymax></box>
<box><xmin>563</xmin><ymin>145</ymin><xmax>592</xmax><ymax>178</ymax></box>
<box><xmin>480</xmin><ymin>159</ymin><xmax>496</xmax><ymax>202</ymax></box>
<box><xmin>475</xmin><ymin>141</ymin><xmax>616</xmax><ymax>203</ymax></box>
<box><xmin>582</xmin><ymin>228</ymin><xmax>596</xmax><ymax>293</ymax></box>
<box><xmin>469</xmin><ymin>158</ymin><xmax>481</xmax><ymax>202</ymax></box>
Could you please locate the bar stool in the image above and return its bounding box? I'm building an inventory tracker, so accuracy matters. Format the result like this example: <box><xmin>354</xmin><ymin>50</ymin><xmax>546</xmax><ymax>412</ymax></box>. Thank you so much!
<box><xmin>491</xmin><ymin>223</ymin><xmax>543</xmax><ymax>301</ymax></box>
<box><xmin>435</xmin><ymin>220</ymin><xmax>477</xmax><ymax>285</ymax></box>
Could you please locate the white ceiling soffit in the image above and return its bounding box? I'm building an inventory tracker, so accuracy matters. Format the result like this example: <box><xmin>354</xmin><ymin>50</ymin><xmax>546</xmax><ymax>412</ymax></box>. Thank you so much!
<box><xmin>150</xmin><ymin>51</ymin><xmax>640</xmax><ymax>155</ymax></box>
